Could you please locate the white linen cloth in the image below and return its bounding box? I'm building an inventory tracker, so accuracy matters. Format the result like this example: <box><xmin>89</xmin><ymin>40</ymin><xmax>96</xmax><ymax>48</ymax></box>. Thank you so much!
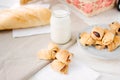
<box><xmin>30</xmin><ymin>53</ymin><xmax>100</xmax><ymax>80</ymax></box>
<box><xmin>68</xmin><ymin>43</ymin><xmax>120</xmax><ymax>75</ymax></box>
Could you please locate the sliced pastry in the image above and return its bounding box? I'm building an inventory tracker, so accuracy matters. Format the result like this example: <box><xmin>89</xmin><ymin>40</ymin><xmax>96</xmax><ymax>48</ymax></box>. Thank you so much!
<box><xmin>20</xmin><ymin>0</ymin><xmax>31</xmax><ymax>5</ymax></box>
<box><xmin>51</xmin><ymin>60</ymin><xmax>68</xmax><ymax>74</ymax></box>
<box><xmin>95</xmin><ymin>40</ymin><xmax>106</xmax><ymax>50</ymax></box>
<box><xmin>80</xmin><ymin>32</ymin><xmax>95</xmax><ymax>46</ymax></box>
<box><xmin>91</xmin><ymin>27</ymin><xmax>104</xmax><ymax>40</ymax></box>
<box><xmin>102</xmin><ymin>29</ymin><xmax>115</xmax><ymax>45</ymax></box>
<box><xmin>38</xmin><ymin>49</ymin><xmax>56</xmax><ymax>60</ymax></box>
<box><xmin>107</xmin><ymin>36</ymin><xmax>120</xmax><ymax>51</ymax></box>
<box><xmin>55</xmin><ymin>50</ymin><xmax>72</xmax><ymax>64</ymax></box>
<box><xmin>48</xmin><ymin>43</ymin><xmax>60</xmax><ymax>54</ymax></box>
<box><xmin>109</xmin><ymin>22</ymin><xmax>120</xmax><ymax>35</ymax></box>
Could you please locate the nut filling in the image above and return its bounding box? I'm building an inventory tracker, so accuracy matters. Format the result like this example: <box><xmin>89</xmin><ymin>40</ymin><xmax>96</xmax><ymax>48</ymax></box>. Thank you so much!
<box><xmin>118</xmin><ymin>28</ymin><xmax>120</xmax><ymax>32</ymax></box>
<box><xmin>93</xmin><ymin>31</ymin><xmax>100</xmax><ymax>37</ymax></box>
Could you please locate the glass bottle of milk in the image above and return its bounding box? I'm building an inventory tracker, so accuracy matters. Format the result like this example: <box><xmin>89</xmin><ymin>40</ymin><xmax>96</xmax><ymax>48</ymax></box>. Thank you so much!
<box><xmin>50</xmin><ymin>4</ymin><xmax>71</xmax><ymax>44</ymax></box>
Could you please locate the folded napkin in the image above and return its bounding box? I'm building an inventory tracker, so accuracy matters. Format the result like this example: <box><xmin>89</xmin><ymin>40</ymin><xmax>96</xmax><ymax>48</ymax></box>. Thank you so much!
<box><xmin>12</xmin><ymin>25</ymin><xmax>50</xmax><ymax>38</ymax></box>
<box><xmin>12</xmin><ymin>3</ymin><xmax>50</xmax><ymax>38</ymax></box>
<box><xmin>30</xmin><ymin>54</ymin><xmax>100</xmax><ymax>80</ymax></box>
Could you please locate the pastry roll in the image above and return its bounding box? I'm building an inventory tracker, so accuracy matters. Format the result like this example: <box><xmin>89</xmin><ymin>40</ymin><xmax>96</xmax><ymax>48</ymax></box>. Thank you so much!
<box><xmin>109</xmin><ymin>22</ymin><xmax>120</xmax><ymax>35</ymax></box>
<box><xmin>20</xmin><ymin>0</ymin><xmax>31</xmax><ymax>5</ymax></box>
<box><xmin>95</xmin><ymin>40</ymin><xmax>106</xmax><ymax>50</ymax></box>
<box><xmin>38</xmin><ymin>49</ymin><xmax>56</xmax><ymax>60</ymax></box>
<box><xmin>48</xmin><ymin>43</ymin><xmax>60</xmax><ymax>54</ymax></box>
<box><xmin>80</xmin><ymin>32</ymin><xmax>95</xmax><ymax>46</ymax></box>
<box><xmin>51</xmin><ymin>60</ymin><xmax>68</xmax><ymax>74</ymax></box>
<box><xmin>102</xmin><ymin>29</ymin><xmax>115</xmax><ymax>45</ymax></box>
<box><xmin>107</xmin><ymin>36</ymin><xmax>120</xmax><ymax>51</ymax></box>
<box><xmin>91</xmin><ymin>27</ymin><xmax>105</xmax><ymax>40</ymax></box>
<box><xmin>55</xmin><ymin>50</ymin><xmax>72</xmax><ymax>64</ymax></box>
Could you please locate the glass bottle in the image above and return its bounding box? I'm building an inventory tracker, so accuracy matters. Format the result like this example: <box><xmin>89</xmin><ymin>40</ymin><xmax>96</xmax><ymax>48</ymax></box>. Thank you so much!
<box><xmin>50</xmin><ymin>4</ymin><xmax>71</xmax><ymax>44</ymax></box>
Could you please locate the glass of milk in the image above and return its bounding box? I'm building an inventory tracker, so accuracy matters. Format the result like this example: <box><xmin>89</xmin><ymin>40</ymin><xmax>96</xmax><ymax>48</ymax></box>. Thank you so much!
<box><xmin>50</xmin><ymin>4</ymin><xmax>71</xmax><ymax>44</ymax></box>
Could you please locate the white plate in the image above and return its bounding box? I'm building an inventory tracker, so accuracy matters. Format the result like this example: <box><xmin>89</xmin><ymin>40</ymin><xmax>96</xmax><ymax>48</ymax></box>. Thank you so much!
<box><xmin>77</xmin><ymin>24</ymin><xmax>120</xmax><ymax>60</ymax></box>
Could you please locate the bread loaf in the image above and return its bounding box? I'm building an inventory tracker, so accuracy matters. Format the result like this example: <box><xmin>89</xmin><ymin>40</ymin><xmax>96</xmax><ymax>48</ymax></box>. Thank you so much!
<box><xmin>0</xmin><ymin>6</ymin><xmax>51</xmax><ymax>30</ymax></box>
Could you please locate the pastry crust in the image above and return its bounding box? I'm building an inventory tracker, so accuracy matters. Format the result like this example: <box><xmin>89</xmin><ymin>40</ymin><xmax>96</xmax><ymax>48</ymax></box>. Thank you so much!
<box><xmin>38</xmin><ymin>49</ymin><xmax>56</xmax><ymax>60</ymax></box>
<box><xmin>55</xmin><ymin>50</ymin><xmax>72</xmax><ymax>64</ymax></box>
<box><xmin>91</xmin><ymin>27</ymin><xmax>104</xmax><ymax>40</ymax></box>
<box><xmin>95</xmin><ymin>40</ymin><xmax>105</xmax><ymax>50</ymax></box>
<box><xmin>107</xmin><ymin>36</ymin><xmax>120</xmax><ymax>51</ymax></box>
<box><xmin>51</xmin><ymin>60</ymin><xmax>68</xmax><ymax>74</ymax></box>
<box><xmin>102</xmin><ymin>29</ymin><xmax>115</xmax><ymax>45</ymax></box>
<box><xmin>0</xmin><ymin>6</ymin><xmax>51</xmax><ymax>30</ymax></box>
<box><xmin>109</xmin><ymin>22</ymin><xmax>120</xmax><ymax>35</ymax></box>
<box><xmin>48</xmin><ymin>43</ymin><xmax>60</xmax><ymax>54</ymax></box>
<box><xmin>20</xmin><ymin>0</ymin><xmax>31</xmax><ymax>5</ymax></box>
<box><xmin>80</xmin><ymin>32</ymin><xmax>95</xmax><ymax>46</ymax></box>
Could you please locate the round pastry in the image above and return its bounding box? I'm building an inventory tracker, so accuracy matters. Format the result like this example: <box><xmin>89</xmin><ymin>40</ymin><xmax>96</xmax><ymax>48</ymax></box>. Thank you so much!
<box><xmin>102</xmin><ymin>29</ymin><xmax>115</xmax><ymax>45</ymax></box>
<box><xmin>109</xmin><ymin>22</ymin><xmax>120</xmax><ymax>35</ymax></box>
<box><xmin>79</xmin><ymin>32</ymin><xmax>95</xmax><ymax>46</ymax></box>
<box><xmin>95</xmin><ymin>40</ymin><xmax>106</xmax><ymax>50</ymax></box>
<box><xmin>38</xmin><ymin>49</ymin><xmax>56</xmax><ymax>60</ymax></box>
<box><xmin>55</xmin><ymin>50</ymin><xmax>72</xmax><ymax>64</ymax></box>
<box><xmin>91</xmin><ymin>27</ymin><xmax>105</xmax><ymax>40</ymax></box>
<box><xmin>48</xmin><ymin>43</ymin><xmax>60</xmax><ymax>54</ymax></box>
<box><xmin>107</xmin><ymin>36</ymin><xmax>120</xmax><ymax>51</ymax></box>
<box><xmin>51</xmin><ymin>60</ymin><xmax>68</xmax><ymax>74</ymax></box>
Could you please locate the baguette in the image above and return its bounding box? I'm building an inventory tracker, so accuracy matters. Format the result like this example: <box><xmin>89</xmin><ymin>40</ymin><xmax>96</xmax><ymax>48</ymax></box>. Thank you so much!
<box><xmin>0</xmin><ymin>6</ymin><xmax>51</xmax><ymax>30</ymax></box>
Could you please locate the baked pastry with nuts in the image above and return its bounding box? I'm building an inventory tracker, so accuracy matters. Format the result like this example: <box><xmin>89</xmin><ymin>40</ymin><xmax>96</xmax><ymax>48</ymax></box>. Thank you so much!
<box><xmin>102</xmin><ymin>29</ymin><xmax>115</xmax><ymax>45</ymax></box>
<box><xmin>79</xmin><ymin>32</ymin><xmax>95</xmax><ymax>46</ymax></box>
<box><xmin>79</xmin><ymin>22</ymin><xmax>120</xmax><ymax>52</ymax></box>
<box><xmin>91</xmin><ymin>27</ymin><xmax>105</xmax><ymax>40</ymax></box>
<box><xmin>51</xmin><ymin>60</ymin><xmax>68</xmax><ymax>74</ymax></box>
<box><xmin>109</xmin><ymin>21</ymin><xmax>120</xmax><ymax>35</ymax></box>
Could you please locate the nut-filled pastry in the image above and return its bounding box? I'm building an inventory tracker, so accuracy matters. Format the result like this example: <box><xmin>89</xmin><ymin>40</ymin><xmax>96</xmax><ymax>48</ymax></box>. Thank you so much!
<box><xmin>107</xmin><ymin>36</ymin><xmax>120</xmax><ymax>51</ymax></box>
<box><xmin>109</xmin><ymin>22</ymin><xmax>120</xmax><ymax>35</ymax></box>
<box><xmin>95</xmin><ymin>40</ymin><xmax>106</xmax><ymax>50</ymax></box>
<box><xmin>38</xmin><ymin>49</ymin><xmax>56</xmax><ymax>60</ymax></box>
<box><xmin>48</xmin><ymin>43</ymin><xmax>60</xmax><ymax>54</ymax></box>
<box><xmin>80</xmin><ymin>32</ymin><xmax>95</xmax><ymax>46</ymax></box>
<box><xmin>20</xmin><ymin>0</ymin><xmax>31</xmax><ymax>5</ymax></box>
<box><xmin>102</xmin><ymin>29</ymin><xmax>115</xmax><ymax>45</ymax></box>
<box><xmin>55</xmin><ymin>50</ymin><xmax>72</xmax><ymax>64</ymax></box>
<box><xmin>51</xmin><ymin>60</ymin><xmax>68</xmax><ymax>74</ymax></box>
<box><xmin>91</xmin><ymin>27</ymin><xmax>105</xmax><ymax>40</ymax></box>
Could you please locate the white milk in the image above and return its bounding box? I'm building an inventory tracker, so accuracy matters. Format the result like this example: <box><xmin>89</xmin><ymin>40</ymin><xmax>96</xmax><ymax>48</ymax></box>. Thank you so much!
<box><xmin>50</xmin><ymin>9</ymin><xmax>71</xmax><ymax>44</ymax></box>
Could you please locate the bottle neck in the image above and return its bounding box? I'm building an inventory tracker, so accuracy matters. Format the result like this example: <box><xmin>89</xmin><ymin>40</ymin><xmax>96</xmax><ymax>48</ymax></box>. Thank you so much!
<box><xmin>52</xmin><ymin>9</ymin><xmax>70</xmax><ymax>18</ymax></box>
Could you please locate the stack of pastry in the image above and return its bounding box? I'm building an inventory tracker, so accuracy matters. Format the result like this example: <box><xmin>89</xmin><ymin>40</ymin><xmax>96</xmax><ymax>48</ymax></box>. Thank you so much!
<box><xmin>38</xmin><ymin>43</ymin><xmax>73</xmax><ymax>74</ymax></box>
<box><xmin>79</xmin><ymin>21</ymin><xmax>120</xmax><ymax>52</ymax></box>
<box><xmin>51</xmin><ymin>50</ymin><xmax>72</xmax><ymax>74</ymax></box>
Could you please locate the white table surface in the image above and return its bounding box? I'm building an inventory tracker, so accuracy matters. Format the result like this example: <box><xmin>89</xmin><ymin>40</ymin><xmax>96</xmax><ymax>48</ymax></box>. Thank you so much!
<box><xmin>0</xmin><ymin>0</ymin><xmax>120</xmax><ymax>80</ymax></box>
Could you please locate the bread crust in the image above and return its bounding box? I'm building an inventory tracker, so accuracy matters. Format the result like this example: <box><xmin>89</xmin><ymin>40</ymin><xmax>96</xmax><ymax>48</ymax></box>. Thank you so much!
<box><xmin>0</xmin><ymin>6</ymin><xmax>51</xmax><ymax>30</ymax></box>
